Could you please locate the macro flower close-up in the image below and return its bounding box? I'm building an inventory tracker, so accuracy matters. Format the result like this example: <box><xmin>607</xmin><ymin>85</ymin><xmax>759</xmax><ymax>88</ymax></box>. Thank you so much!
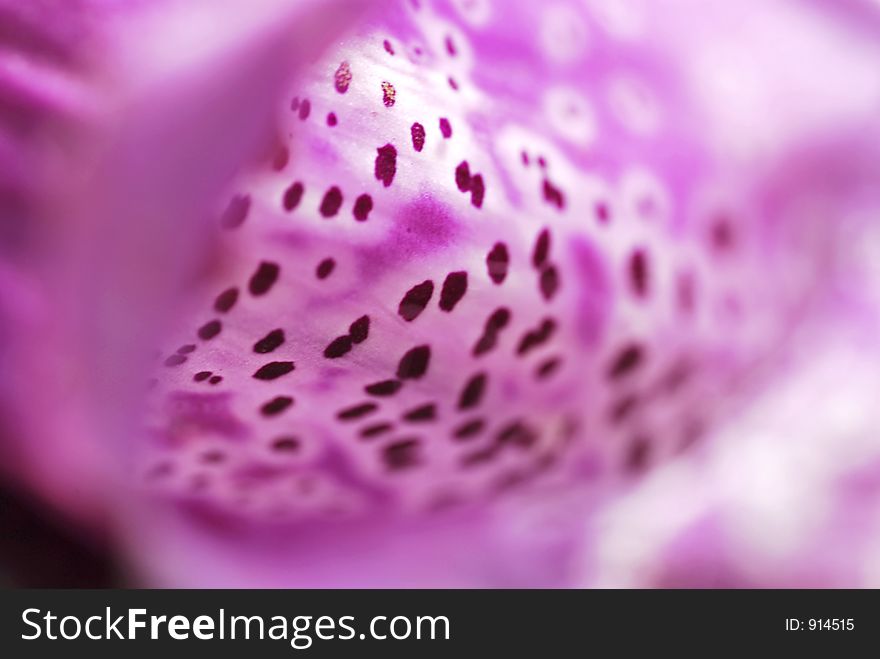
<box><xmin>2</xmin><ymin>0</ymin><xmax>880</xmax><ymax>591</ymax></box>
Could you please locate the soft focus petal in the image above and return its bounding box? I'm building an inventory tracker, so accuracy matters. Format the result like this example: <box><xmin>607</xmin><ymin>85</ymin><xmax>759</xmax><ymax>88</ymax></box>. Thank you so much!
<box><xmin>113</xmin><ymin>0</ymin><xmax>880</xmax><ymax>586</ymax></box>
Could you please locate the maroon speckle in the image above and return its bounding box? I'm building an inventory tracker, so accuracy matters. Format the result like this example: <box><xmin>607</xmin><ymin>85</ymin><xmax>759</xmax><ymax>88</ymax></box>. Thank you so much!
<box><xmin>283</xmin><ymin>181</ymin><xmax>304</xmax><ymax>211</ymax></box>
<box><xmin>319</xmin><ymin>186</ymin><xmax>343</xmax><ymax>218</ymax></box>
<box><xmin>334</xmin><ymin>61</ymin><xmax>352</xmax><ymax>93</ymax></box>
<box><xmin>198</xmin><ymin>319</ymin><xmax>222</xmax><ymax>341</ymax></box>
<box><xmin>253</xmin><ymin>329</ymin><xmax>285</xmax><ymax>354</ymax></box>
<box><xmin>316</xmin><ymin>258</ymin><xmax>336</xmax><ymax>280</ymax></box>
<box><xmin>486</xmin><ymin>243</ymin><xmax>509</xmax><ymax>284</ymax></box>
<box><xmin>448</xmin><ymin>76</ymin><xmax>459</xmax><ymax>91</ymax></box>
<box><xmin>458</xmin><ymin>372</ymin><xmax>487</xmax><ymax>410</ymax></box>
<box><xmin>214</xmin><ymin>287</ymin><xmax>238</xmax><ymax>313</ymax></box>
<box><xmin>398</xmin><ymin>280</ymin><xmax>434</xmax><ymax>321</ymax></box>
<box><xmin>381</xmin><ymin>81</ymin><xmax>396</xmax><ymax>107</ymax></box>
<box><xmin>253</xmin><ymin>361</ymin><xmax>295</xmax><ymax>381</ymax></box>
<box><xmin>628</xmin><ymin>248</ymin><xmax>649</xmax><ymax>298</ymax></box>
<box><xmin>439</xmin><ymin>271</ymin><xmax>468</xmax><ymax>312</ymax></box>
<box><xmin>535</xmin><ymin>356</ymin><xmax>562</xmax><ymax>380</ymax></box>
<box><xmin>411</xmin><ymin>123</ymin><xmax>426</xmax><ymax>152</ymax></box>
<box><xmin>361</xmin><ymin>423</ymin><xmax>394</xmax><ymax>439</ymax></box>
<box><xmin>469</xmin><ymin>174</ymin><xmax>485</xmax><ymax>208</ymax></box>
<box><xmin>209</xmin><ymin>375</ymin><xmax>222</xmax><ymax>385</ymax></box>
<box><xmin>383</xmin><ymin>39</ymin><xmax>395</xmax><ymax>55</ymax></box>
<box><xmin>249</xmin><ymin>261</ymin><xmax>280</xmax><ymax>296</ymax></box>
<box><xmin>625</xmin><ymin>436</ymin><xmax>651</xmax><ymax>473</ymax></box>
<box><xmin>365</xmin><ymin>379</ymin><xmax>403</xmax><ymax>397</ymax></box>
<box><xmin>710</xmin><ymin>216</ymin><xmax>735</xmax><ymax>252</ymax></box>
<box><xmin>261</xmin><ymin>396</ymin><xmax>293</xmax><ymax>417</ymax></box>
<box><xmin>290</xmin><ymin>97</ymin><xmax>299</xmax><ymax>111</ymax></box>
<box><xmin>374</xmin><ymin>144</ymin><xmax>397</xmax><ymax>187</ymax></box>
<box><xmin>453</xmin><ymin>418</ymin><xmax>485</xmax><ymax>440</ymax></box>
<box><xmin>383</xmin><ymin>439</ymin><xmax>421</xmax><ymax>470</ymax></box>
<box><xmin>397</xmin><ymin>345</ymin><xmax>431</xmax><ymax>380</ymax></box>
<box><xmin>542</xmin><ymin>179</ymin><xmax>565</xmax><ymax>210</ymax></box>
<box><xmin>194</xmin><ymin>371</ymin><xmax>212</xmax><ymax>382</ymax></box>
<box><xmin>272</xmin><ymin>436</ymin><xmax>300</xmax><ymax>453</ymax></box>
<box><xmin>607</xmin><ymin>343</ymin><xmax>645</xmax><ymax>380</ymax></box>
<box><xmin>324</xmin><ymin>335</ymin><xmax>353</xmax><ymax>359</ymax></box>
<box><xmin>539</xmin><ymin>265</ymin><xmax>560</xmax><ymax>301</ymax></box>
<box><xmin>164</xmin><ymin>354</ymin><xmax>187</xmax><ymax>367</ymax></box>
<box><xmin>439</xmin><ymin>117</ymin><xmax>452</xmax><ymax>138</ymax></box>
<box><xmin>326</xmin><ymin>112</ymin><xmax>338</xmax><ymax>127</ymax></box>
<box><xmin>337</xmin><ymin>402</ymin><xmax>378</xmax><ymax>420</ymax></box>
<box><xmin>403</xmin><ymin>403</ymin><xmax>436</xmax><ymax>422</ymax></box>
<box><xmin>349</xmin><ymin>315</ymin><xmax>370</xmax><ymax>344</ymax></box>
<box><xmin>445</xmin><ymin>35</ymin><xmax>457</xmax><ymax>56</ymax></box>
<box><xmin>455</xmin><ymin>161</ymin><xmax>472</xmax><ymax>192</ymax></box>
<box><xmin>595</xmin><ymin>201</ymin><xmax>610</xmax><ymax>224</ymax></box>
<box><xmin>532</xmin><ymin>228</ymin><xmax>551</xmax><ymax>268</ymax></box>
<box><xmin>220</xmin><ymin>194</ymin><xmax>250</xmax><ymax>229</ymax></box>
<box><xmin>298</xmin><ymin>98</ymin><xmax>311</xmax><ymax>120</ymax></box>
<box><xmin>176</xmin><ymin>344</ymin><xmax>196</xmax><ymax>355</ymax></box>
<box><xmin>353</xmin><ymin>194</ymin><xmax>374</xmax><ymax>221</ymax></box>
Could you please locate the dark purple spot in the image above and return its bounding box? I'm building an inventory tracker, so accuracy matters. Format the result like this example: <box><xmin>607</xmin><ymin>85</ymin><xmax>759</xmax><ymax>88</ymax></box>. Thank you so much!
<box><xmin>486</xmin><ymin>243</ymin><xmax>509</xmax><ymax>284</ymax></box>
<box><xmin>532</xmin><ymin>228</ymin><xmax>551</xmax><ymax>269</ymax></box>
<box><xmin>607</xmin><ymin>343</ymin><xmax>644</xmax><ymax>380</ymax></box>
<box><xmin>448</xmin><ymin>76</ymin><xmax>459</xmax><ymax>91</ymax></box>
<box><xmin>445</xmin><ymin>35</ymin><xmax>457</xmax><ymax>56</ymax></box>
<box><xmin>365</xmin><ymin>379</ymin><xmax>403</xmax><ymax>397</ymax></box>
<box><xmin>608</xmin><ymin>394</ymin><xmax>639</xmax><ymax>424</ymax></box>
<box><xmin>334</xmin><ymin>61</ymin><xmax>352</xmax><ymax>93</ymax></box>
<box><xmin>214</xmin><ymin>287</ymin><xmax>238</xmax><ymax>313</ymax></box>
<box><xmin>398</xmin><ymin>280</ymin><xmax>434</xmax><ymax>321</ymax></box>
<box><xmin>403</xmin><ymin>403</ymin><xmax>436</xmax><ymax>422</ymax></box>
<box><xmin>458</xmin><ymin>372</ymin><xmax>487</xmax><ymax>410</ymax></box>
<box><xmin>455</xmin><ymin>161</ymin><xmax>471</xmax><ymax>192</ymax></box>
<box><xmin>542</xmin><ymin>179</ymin><xmax>565</xmax><ymax>210</ymax></box>
<box><xmin>337</xmin><ymin>402</ymin><xmax>378</xmax><ymax>421</ymax></box>
<box><xmin>209</xmin><ymin>376</ymin><xmax>222</xmax><ymax>385</ymax></box>
<box><xmin>535</xmin><ymin>357</ymin><xmax>562</xmax><ymax>379</ymax></box>
<box><xmin>381</xmin><ymin>81</ymin><xmax>396</xmax><ymax>107</ymax></box>
<box><xmin>628</xmin><ymin>248</ymin><xmax>649</xmax><ymax>298</ymax></box>
<box><xmin>220</xmin><ymin>194</ymin><xmax>250</xmax><ymax>229</ymax></box>
<box><xmin>319</xmin><ymin>186</ymin><xmax>343</xmax><ymax>218</ymax></box>
<box><xmin>324</xmin><ymin>335</ymin><xmax>353</xmax><ymax>359</ymax></box>
<box><xmin>253</xmin><ymin>361</ymin><xmax>295</xmax><ymax>380</ymax></box>
<box><xmin>272</xmin><ymin>436</ymin><xmax>300</xmax><ymax>452</ymax></box>
<box><xmin>539</xmin><ymin>265</ymin><xmax>560</xmax><ymax>301</ymax></box>
<box><xmin>383</xmin><ymin>439</ymin><xmax>421</xmax><ymax>470</ymax></box>
<box><xmin>254</xmin><ymin>329</ymin><xmax>284</xmax><ymax>354</ymax></box>
<box><xmin>496</xmin><ymin>420</ymin><xmax>538</xmax><ymax>449</ymax></box>
<box><xmin>383</xmin><ymin>39</ymin><xmax>395</xmax><ymax>55</ymax></box>
<box><xmin>353</xmin><ymin>194</ymin><xmax>373</xmax><ymax>221</ymax></box>
<box><xmin>298</xmin><ymin>98</ymin><xmax>311</xmax><ymax>120</ymax></box>
<box><xmin>397</xmin><ymin>345</ymin><xmax>431</xmax><ymax>380</ymax></box>
<box><xmin>290</xmin><ymin>96</ymin><xmax>299</xmax><ymax>111</ymax></box>
<box><xmin>197</xmin><ymin>320</ymin><xmax>222</xmax><ymax>341</ymax></box>
<box><xmin>516</xmin><ymin>318</ymin><xmax>556</xmax><ymax>356</ymax></box>
<box><xmin>374</xmin><ymin>144</ymin><xmax>397</xmax><ymax>187</ymax></box>
<box><xmin>261</xmin><ymin>396</ymin><xmax>293</xmax><ymax>417</ymax></box>
<box><xmin>439</xmin><ymin>271</ymin><xmax>468</xmax><ymax>312</ymax></box>
<box><xmin>439</xmin><ymin>117</ymin><xmax>452</xmax><ymax>138</ymax></box>
<box><xmin>283</xmin><ymin>181</ymin><xmax>304</xmax><ymax>211</ymax></box>
<box><xmin>595</xmin><ymin>201</ymin><xmax>611</xmax><ymax>224</ymax></box>
<box><xmin>249</xmin><ymin>261</ymin><xmax>280</xmax><ymax>296</ymax></box>
<box><xmin>453</xmin><ymin>418</ymin><xmax>485</xmax><ymax>440</ymax></box>
<box><xmin>177</xmin><ymin>344</ymin><xmax>196</xmax><ymax>355</ymax></box>
<box><xmin>316</xmin><ymin>258</ymin><xmax>336</xmax><ymax>280</ymax></box>
<box><xmin>348</xmin><ymin>315</ymin><xmax>370</xmax><ymax>344</ymax></box>
<box><xmin>194</xmin><ymin>371</ymin><xmax>212</xmax><ymax>382</ymax></box>
<box><xmin>164</xmin><ymin>354</ymin><xmax>186</xmax><ymax>367</ymax></box>
<box><xmin>469</xmin><ymin>174</ymin><xmax>485</xmax><ymax>208</ymax></box>
<box><xmin>411</xmin><ymin>122</ymin><xmax>425</xmax><ymax>152</ymax></box>
<box><xmin>487</xmin><ymin>307</ymin><xmax>511</xmax><ymax>331</ymax></box>
<box><xmin>326</xmin><ymin>112</ymin><xmax>338</xmax><ymax>127</ymax></box>
<box><xmin>360</xmin><ymin>422</ymin><xmax>394</xmax><ymax>439</ymax></box>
